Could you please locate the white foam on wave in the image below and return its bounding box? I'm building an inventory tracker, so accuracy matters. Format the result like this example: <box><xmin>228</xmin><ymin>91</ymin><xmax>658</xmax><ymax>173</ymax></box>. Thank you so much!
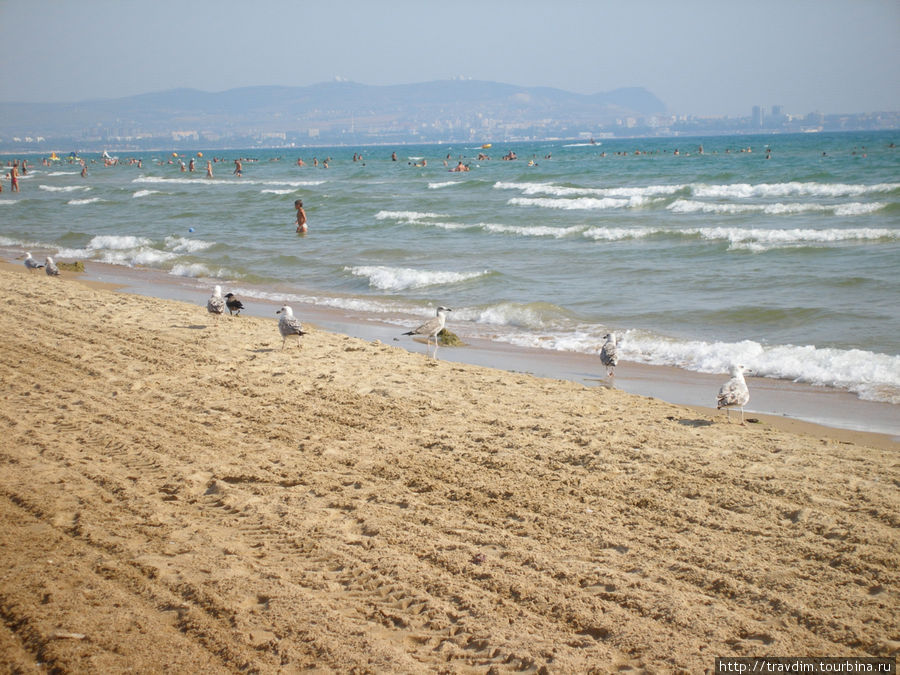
<box><xmin>133</xmin><ymin>189</ymin><xmax>161</xmax><ymax>198</ymax></box>
<box><xmin>164</xmin><ymin>235</ymin><xmax>214</xmax><ymax>253</ymax></box>
<box><xmin>46</xmin><ymin>171</ymin><xmax>79</xmax><ymax>176</ymax></box>
<box><xmin>90</xmin><ymin>235</ymin><xmax>154</xmax><ymax>250</ymax></box>
<box><xmin>169</xmin><ymin>263</ymin><xmax>232</xmax><ymax>279</ymax></box>
<box><xmin>428</xmin><ymin>181</ymin><xmax>460</xmax><ymax>189</ymax></box>
<box><xmin>455</xmin><ymin>302</ymin><xmax>571</xmax><ymax>331</ymax></box>
<box><xmin>55</xmin><ymin>233</ymin><xmax>219</xmax><ymax>272</ymax></box>
<box><xmin>264</xmin><ymin>180</ymin><xmax>325</xmax><ymax>187</ymax></box>
<box><xmin>55</xmin><ymin>234</ymin><xmax>174</xmax><ymax>267</ymax></box>
<box><xmin>40</xmin><ymin>185</ymin><xmax>90</xmax><ymax>193</ymax></box>
<box><xmin>581</xmin><ymin>225</ymin><xmax>897</xmax><ymax>248</ymax></box>
<box><xmin>483</xmin><ymin>223</ymin><xmax>586</xmax><ymax>238</ymax></box>
<box><xmin>348</xmin><ymin>265</ymin><xmax>490</xmax><ymax>291</ymax></box>
<box><xmin>374</xmin><ymin>210</ymin><xmax>446</xmax><ymax>221</ymax></box>
<box><xmin>508</xmin><ymin>196</ymin><xmax>651</xmax><ymax>210</ymax></box>
<box><xmin>495</xmin><ymin>181</ymin><xmax>683</xmax><ymax>199</ymax></box>
<box><xmin>261</xmin><ymin>189</ymin><xmax>295</xmax><ymax>195</ymax></box>
<box><xmin>693</xmin><ymin>181</ymin><xmax>900</xmax><ymax>199</ymax></box>
<box><xmin>617</xmin><ymin>332</ymin><xmax>900</xmax><ymax>404</ymax></box>
<box><xmin>428</xmin><ymin>220</ymin><xmax>475</xmax><ymax>232</ymax></box>
<box><xmin>495</xmin><ymin>180</ymin><xmax>898</xmax><ymax>204</ymax></box>
<box><xmin>0</xmin><ymin>200</ymin><xmax>17</xmax><ymax>206</ymax></box>
<box><xmin>687</xmin><ymin>226</ymin><xmax>898</xmax><ymax>248</ymax></box>
<box><xmin>583</xmin><ymin>226</ymin><xmax>664</xmax><ymax>241</ymax></box>
<box><xmin>103</xmin><ymin>248</ymin><xmax>178</xmax><ymax>266</ymax></box>
<box><xmin>668</xmin><ymin>199</ymin><xmax>886</xmax><ymax>216</ymax></box>
<box><xmin>67</xmin><ymin>198</ymin><xmax>104</xmax><ymax>205</ymax></box>
<box><xmin>833</xmin><ymin>203</ymin><xmax>886</xmax><ymax>216</ymax></box>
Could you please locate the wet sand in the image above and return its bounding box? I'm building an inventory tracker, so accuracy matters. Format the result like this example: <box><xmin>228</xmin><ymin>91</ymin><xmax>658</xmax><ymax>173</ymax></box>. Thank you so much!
<box><xmin>0</xmin><ymin>264</ymin><xmax>898</xmax><ymax>672</ymax></box>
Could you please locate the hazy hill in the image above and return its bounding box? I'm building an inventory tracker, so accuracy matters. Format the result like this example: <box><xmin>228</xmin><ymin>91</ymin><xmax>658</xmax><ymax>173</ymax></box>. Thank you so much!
<box><xmin>0</xmin><ymin>80</ymin><xmax>666</xmax><ymax>139</ymax></box>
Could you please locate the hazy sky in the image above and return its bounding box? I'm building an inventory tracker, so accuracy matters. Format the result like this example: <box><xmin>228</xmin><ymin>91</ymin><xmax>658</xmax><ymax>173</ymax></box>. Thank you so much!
<box><xmin>1</xmin><ymin>0</ymin><xmax>897</xmax><ymax>117</ymax></box>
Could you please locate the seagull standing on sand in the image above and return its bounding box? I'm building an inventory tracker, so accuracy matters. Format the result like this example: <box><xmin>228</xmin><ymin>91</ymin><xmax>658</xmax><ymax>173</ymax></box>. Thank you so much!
<box><xmin>207</xmin><ymin>285</ymin><xmax>225</xmax><ymax>322</ymax></box>
<box><xmin>224</xmin><ymin>292</ymin><xmax>245</xmax><ymax>316</ymax></box>
<box><xmin>276</xmin><ymin>305</ymin><xmax>306</xmax><ymax>349</ymax></box>
<box><xmin>44</xmin><ymin>257</ymin><xmax>60</xmax><ymax>276</ymax></box>
<box><xmin>403</xmin><ymin>306</ymin><xmax>452</xmax><ymax>359</ymax></box>
<box><xmin>717</xmin><ymin>365</ymin><xmax>751</xmax><ymax>424</ymax></box>
<box><xmin>600</xmin><ymin>333</ymin><xmax>618</xmax><ymax>378</ymax></box>
<box><xmin>24</xmin><ymin>252</ymin><xmax>43</xmax><ymax>273</ymax></box>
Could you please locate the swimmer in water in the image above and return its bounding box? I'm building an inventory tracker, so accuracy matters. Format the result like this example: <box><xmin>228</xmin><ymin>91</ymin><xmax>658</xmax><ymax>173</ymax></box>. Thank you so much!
<box><xmin>295</xmin><ymin>199</ymin><xmax>307</xmax><ymax>234</ymax></box>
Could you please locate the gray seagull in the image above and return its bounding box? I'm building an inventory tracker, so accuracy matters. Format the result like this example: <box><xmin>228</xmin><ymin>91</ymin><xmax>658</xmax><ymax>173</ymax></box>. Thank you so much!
<box><xmin>717</xmin><ymin>365</ymin><xmax>751</xmax><ymax>424</ymax></box>
<box><xmin>403</xmin><ymin>306</ymin><xmax>452</xmax><ymax>358</ymax></box>
<box><xmin>276</xmin><ymin>305</ymin><xmax>306</xmax><ymax>349</ymax></box>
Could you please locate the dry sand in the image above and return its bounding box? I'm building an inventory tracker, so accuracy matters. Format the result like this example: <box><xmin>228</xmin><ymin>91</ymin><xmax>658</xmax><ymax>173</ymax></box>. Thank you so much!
<box><xmin>0</xmin><ymin>265</ymin><xmax>897</xmax><ymax>673</ymax></box>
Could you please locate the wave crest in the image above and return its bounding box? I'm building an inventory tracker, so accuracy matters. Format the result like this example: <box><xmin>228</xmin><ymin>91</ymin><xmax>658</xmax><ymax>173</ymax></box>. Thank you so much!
<box><xmin>348</xmin><ymin>265</ymin><xmax>490</xmax><ymax>291</ymax></box>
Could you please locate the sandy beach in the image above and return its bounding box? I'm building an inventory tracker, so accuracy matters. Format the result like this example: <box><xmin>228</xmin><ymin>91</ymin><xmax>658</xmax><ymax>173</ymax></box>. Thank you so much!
<box><xmin>1</xmin><ymin>264</ymin><xmax>898</xmax><ymax>672</ymax></box>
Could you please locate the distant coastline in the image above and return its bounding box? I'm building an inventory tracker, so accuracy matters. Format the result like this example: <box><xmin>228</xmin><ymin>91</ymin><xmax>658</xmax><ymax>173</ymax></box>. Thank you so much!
<box><xmin>1</xmin><ymin>79</ymin><xmax>896</xmax><ymax>154</ymax></box>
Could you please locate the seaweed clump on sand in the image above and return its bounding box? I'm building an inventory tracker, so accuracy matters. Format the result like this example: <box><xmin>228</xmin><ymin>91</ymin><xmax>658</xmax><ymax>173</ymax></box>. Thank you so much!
<box><xmin>57</xmin><ymin>261</ymin><xmax>85</xmax><ymax>273</ymax></box>
<box><xmin>438</xmin><ymin>329</ymin><xmax>464</xmax><ymax>347</ymax></box>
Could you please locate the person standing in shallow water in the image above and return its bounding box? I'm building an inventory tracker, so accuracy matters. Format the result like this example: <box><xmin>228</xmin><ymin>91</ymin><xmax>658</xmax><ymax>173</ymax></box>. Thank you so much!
<box><xmin>295</xmin><ymin>199</ymin><xmax>307</xmax><ymax>234</ymax></box>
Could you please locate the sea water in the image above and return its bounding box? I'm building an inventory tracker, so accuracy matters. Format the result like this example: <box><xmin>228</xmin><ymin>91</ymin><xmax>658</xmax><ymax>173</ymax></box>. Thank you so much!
<box><xmin>2</xmin><ymin>131</ymin><xmax>898</xmax><ymax>410</ymax></box>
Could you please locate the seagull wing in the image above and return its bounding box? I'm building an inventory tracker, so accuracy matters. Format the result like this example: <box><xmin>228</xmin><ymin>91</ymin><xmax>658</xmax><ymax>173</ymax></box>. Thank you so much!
<box><xmin>717</xmin><ymin>377</ymin><xmax>749</xmax><ymax>408</ymax></box>
<box><xmin>279</xmin><ymin>315</ymin><xmax>305</xmax><ymax>337</ymax></box>
<box><xmin>600</xmin><ymin>342</ymin><xmax>618</xmax><ymax>367</ymax></box>
<box><xmin>407</xmin><ymin>316</ymin><xmax>441</xmax><ymax>337</ymax></box>
<box><xmin>207</xmin><ymin>296</ymin><xmax>225</xmax><ymax>314</ymax></box>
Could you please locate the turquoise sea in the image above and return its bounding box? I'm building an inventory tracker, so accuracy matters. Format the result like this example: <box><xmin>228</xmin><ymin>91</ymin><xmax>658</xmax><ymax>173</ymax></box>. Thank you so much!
<box><xmin>2</xmin><ymin>131</ymin><xmax>898</xmax><ymax>416</ymax></box>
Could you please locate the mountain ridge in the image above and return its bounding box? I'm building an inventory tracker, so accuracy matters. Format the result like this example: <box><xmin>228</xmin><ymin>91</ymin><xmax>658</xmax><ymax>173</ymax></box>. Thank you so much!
<box><xmin>0</xmin><ymin>79</ymin><xmax>666</xmax><ymax>141</ymax></box>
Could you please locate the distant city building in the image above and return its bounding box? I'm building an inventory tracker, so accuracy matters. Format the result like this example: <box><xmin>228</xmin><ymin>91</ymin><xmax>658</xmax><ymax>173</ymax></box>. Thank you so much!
<box><xmin>752</xmin><ymin>106</ymin><xmax>764</xmax><ymax>127</ymax></box>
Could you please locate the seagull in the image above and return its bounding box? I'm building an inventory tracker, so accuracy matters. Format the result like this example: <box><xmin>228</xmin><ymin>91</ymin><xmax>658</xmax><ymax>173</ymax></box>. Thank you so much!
<box><xmin>717</xmin><ymin>365</ymin><xmax>751</xmax><ymax>424</ymax></box>
<box><xmin>44</xmin><ymin>256</ymin><xmax>60</xmax><ymax>276</ymax></box>
<box><xmin>224</xmin><ymin>292</ymin><xmax>245</xmax><ymax>316</ymax></box>
<box><xmin>24</xmin><ymin>252</ymin><xmax>43</xmax><ymax>273</ymax></box>
<box><xmin>403</xmin><ymin>306</ymin><xmax>452</xmax><ymax>358</ymax></box>
<box><xmin>207</xmin><ymin>285</ymin><xmax>225</xmax><ymax>321</ymax></box>
<box><xmin>600</xmin><ymin>333</ymin><xmax>618</xmax><ymax>378</ymax></box>
<box><xmin>276</xmin><ymin>305</ymin><xmax>306</xmax><ymax>349</ymax></box>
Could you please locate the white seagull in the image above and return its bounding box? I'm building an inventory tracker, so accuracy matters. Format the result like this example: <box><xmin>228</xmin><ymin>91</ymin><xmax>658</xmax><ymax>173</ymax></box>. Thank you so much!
<box><xmin>600</xmin><ymin>333</ymin><xmax>618</xmax><ymax>378</ymax></box>
<box><xmin>207</xmin><ymin>285</ymin><xmax>225</xmax><ymax>321</ymax></box>
<box><xmin>44</xmin><ymin>256</ymin><xmax>60</xmax><ymax>276</ymax></box>
<box><xmin>24</xmin><ymin>252</ymin><xmax>44</xmax><ymax>273</ymax></box>
<box><xmin>717</xmin><ymin>365</ymin><xmax>751</xmax><ymax>424</ymax></box>
<box><xmin>403</xmin><ymin>306</ymin><xmax>452</xmax><ymax>358</ymax></box>
<box><xmin>276</xmin><ymin>305</ymin><xmax>306</xmax><ymax>349</ymax></box>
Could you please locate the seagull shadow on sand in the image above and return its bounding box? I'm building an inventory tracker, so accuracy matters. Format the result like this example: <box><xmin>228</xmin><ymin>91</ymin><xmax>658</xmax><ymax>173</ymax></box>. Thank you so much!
<box><xmin>671</xmin><ymin>417</ymin><xmax>715</xmax><ymax>428</ymax></box>
<box><xmin>173</xmin><ymin>324</ymin><xmax>210</xmax><ymax>330</ymax></box>
<box><xmin>584</xmin><ymin>376</ymin><xmax>616</xmax><ymax>390</ymax></box>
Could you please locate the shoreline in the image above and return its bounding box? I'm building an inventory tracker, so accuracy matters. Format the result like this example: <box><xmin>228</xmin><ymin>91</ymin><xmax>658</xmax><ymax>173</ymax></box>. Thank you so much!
<box><xmin>3</xmin><ymin>256</ymin><xmax>897</xmax><ymax>447</ymax></box>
